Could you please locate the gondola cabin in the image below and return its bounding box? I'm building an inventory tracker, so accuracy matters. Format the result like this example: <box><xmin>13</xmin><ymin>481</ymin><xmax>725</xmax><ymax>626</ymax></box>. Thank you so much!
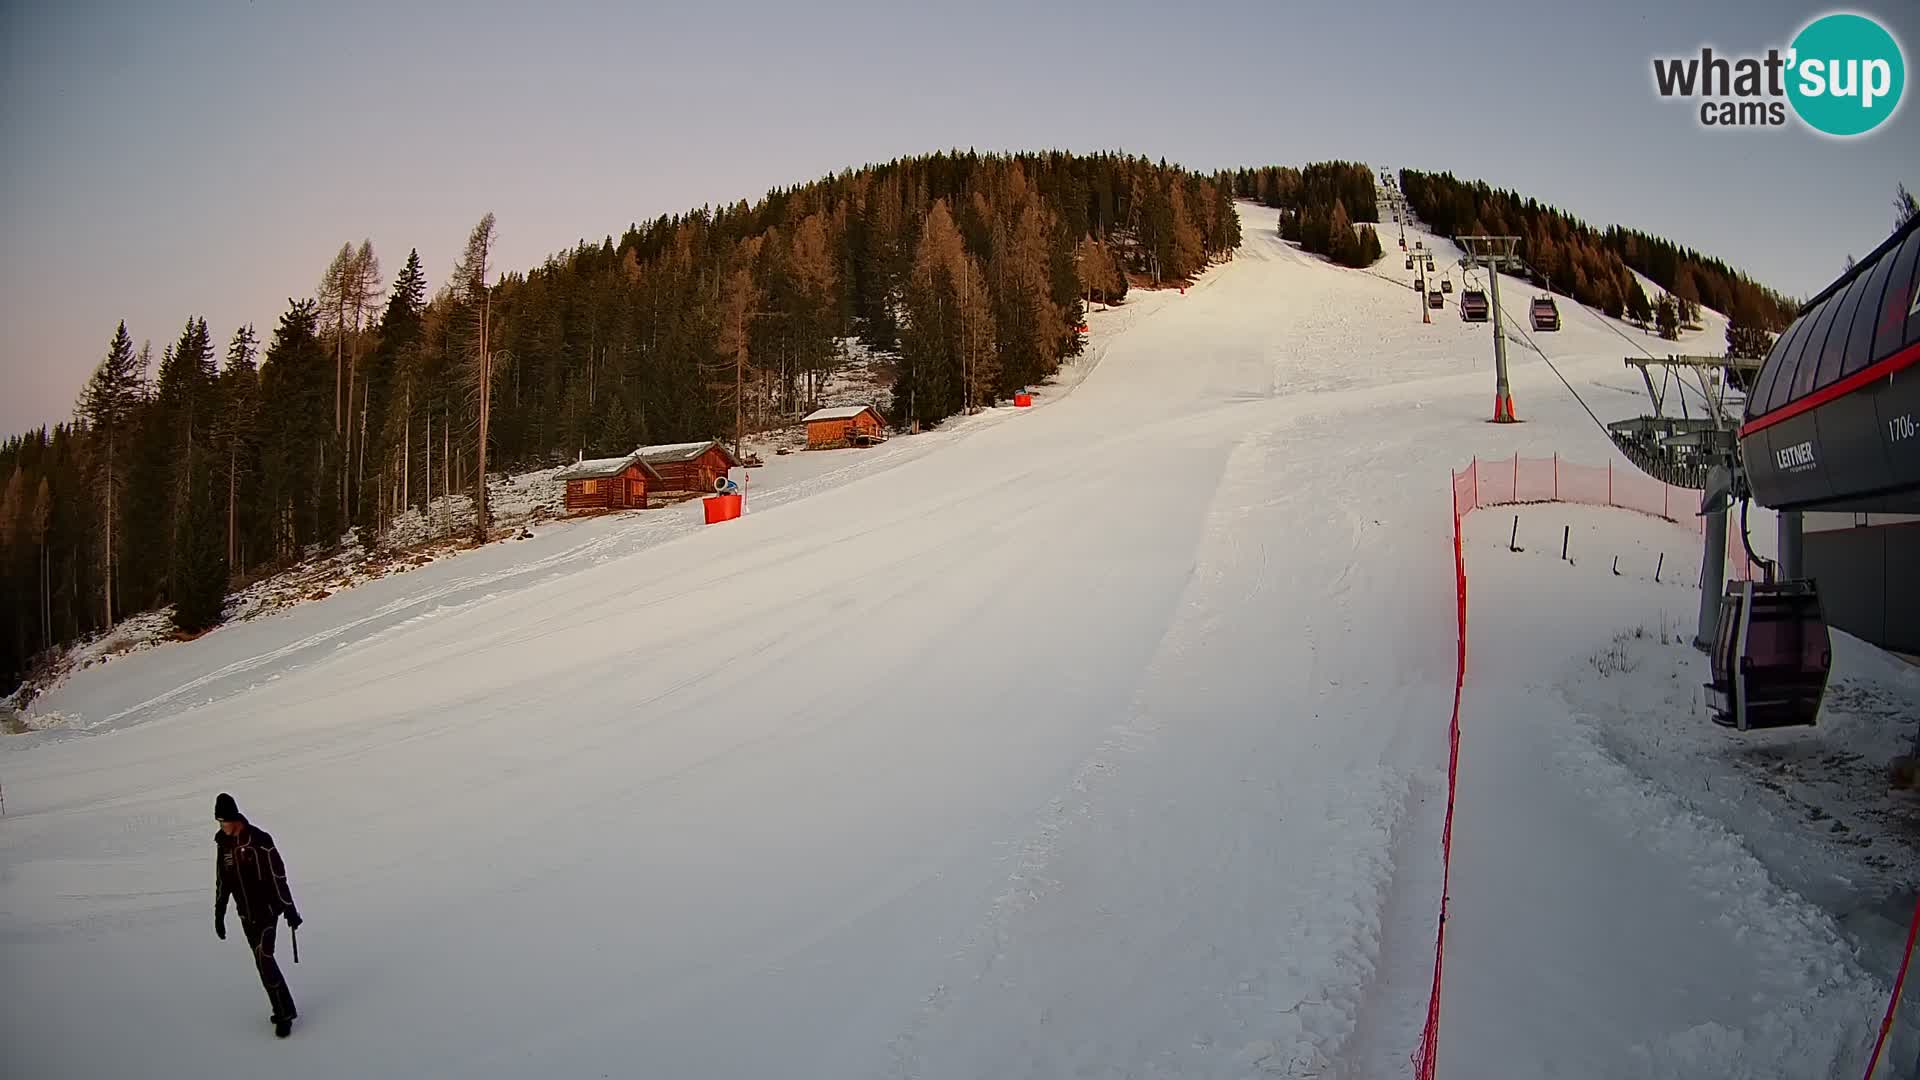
<box><xmin>1705</xmin><ymin>579</ymin><xmax>1831</xmax><ymax>730</ymax></box>
<box><xmin>803</xmin><ymin>404</ymin><xmax>889</xmax><ymax>450</ymax></box>
<box><xmin>1405</xmin><ymin>256</ymin><xmax>1415</xmax><ymax>269</ymax></box>
<box><xmin>1441</xmin><ymin>277</ymin><xmax>1454</xmax><ymax>294</ymax></box>
<box><xmin>1530</xmin><ymin>295</ymin><xmax>1560</xmax><ymax>331</ymax></box>
<box><xmin>555</xmin><ymin>451</ymin><xmax>661</xmax><ymax>514</ymax></box>
<box><xmin>1427</xmin><ymin>289</ymin><xmax>1445</xmax><ymax>309</ymax></box>
<box><xmin>637</xmin><ymin>440</ymin><xmax>741</xmax><ymax>496</ymax></box>
<box><xmin>1459</xmin><ymin>290</ymin><xmax>1490</xmax><ymax>322</ymax></box>
<box><xmin>1425</xmin><ymin>259</ymin><xmax>1435</xmax><ymax>273</ymax></box>
<box><xmin>1414</xmin><ymin>240</ymin><xmax>1423</xmax><ymax>250</ymax></box>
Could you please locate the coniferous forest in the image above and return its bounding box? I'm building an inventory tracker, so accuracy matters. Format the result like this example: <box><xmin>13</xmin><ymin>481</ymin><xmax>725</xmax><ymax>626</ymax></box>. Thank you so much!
<box><xmin>1222</xmin><ymin>163</ymin><xmax>1385</xmax><ymax>268</ymax></box>
<box><xmin>1396</xmin><ymin>169</ymin><xmax>1796</xmax><ymax>336</ymax></box>
<box><xmin>0</xmin><ymin>152</ymin><xmax>1805</xmax><ymax>696</ymax></box>
<box><xmin>0</xmin><ymin>151</ymin><xmax>1243</xmax><ymax>692</ymax></box>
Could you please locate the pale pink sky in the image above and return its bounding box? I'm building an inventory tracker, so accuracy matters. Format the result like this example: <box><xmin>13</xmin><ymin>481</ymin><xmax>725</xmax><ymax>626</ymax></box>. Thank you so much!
<box><xmin>3</xmin><ymin>0</ymin><xmax>1915</xmax><ymax>434</ymax></box>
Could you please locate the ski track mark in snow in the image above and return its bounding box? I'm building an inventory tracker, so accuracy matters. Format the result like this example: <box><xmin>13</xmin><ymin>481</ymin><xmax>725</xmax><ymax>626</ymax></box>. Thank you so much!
<box><xmin>4</xmin><ymin>203</ymin><xmax>1845</xmax><ymax>1080</ymax></box>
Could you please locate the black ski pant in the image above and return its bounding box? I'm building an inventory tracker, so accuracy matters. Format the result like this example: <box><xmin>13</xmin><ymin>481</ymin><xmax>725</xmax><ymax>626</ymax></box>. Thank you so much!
<box><xmin>241</xmin><ymin>916</ymin><xmax>297</xmax><ymax>1021</ymax></box>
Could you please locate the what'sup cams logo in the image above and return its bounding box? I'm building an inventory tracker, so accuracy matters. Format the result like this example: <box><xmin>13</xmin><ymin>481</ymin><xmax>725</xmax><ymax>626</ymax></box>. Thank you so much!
<box><xmin>1652</xmin><ymin>12</ymin><xmax>1905</xmax><ymax>136</ymax></box>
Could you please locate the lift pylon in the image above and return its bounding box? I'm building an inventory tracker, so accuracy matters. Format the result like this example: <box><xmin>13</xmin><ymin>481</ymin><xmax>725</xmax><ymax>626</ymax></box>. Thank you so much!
<box><xmin>1458</xmin><ymin>235</ymin><xmax>1522</xmax><ymax>422</ymax></box>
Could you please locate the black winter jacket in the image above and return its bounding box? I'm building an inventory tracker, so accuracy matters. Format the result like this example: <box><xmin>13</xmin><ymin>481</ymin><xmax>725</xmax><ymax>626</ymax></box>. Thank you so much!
<box><xmin>215</xmin><ymin>823</ymin><xmax>300</xmax><ymax>925</ymax></box>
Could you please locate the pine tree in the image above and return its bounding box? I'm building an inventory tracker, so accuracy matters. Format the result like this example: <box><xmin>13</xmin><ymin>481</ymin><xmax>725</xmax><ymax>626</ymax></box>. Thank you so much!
<box><xmin>992</xmin><ymin>199</ymin><xmax>1062</xmax><ymax>396</ymax></box>
<box><xmin>449</xmin><ymin>214</ymin><xmax>498</xmax><ymax>541</ymax></box>
<box><xmin>595</xmin><ymin>396</ymin><xmax>636</xmax><ymax>455</ymax></box>
<box><xmin>1326</xmin><ymin>199</ymin><xmax>1358</xmax><ymax>266</ymax></box>
<box><xmin>29</xmin><ymin>474</ymin><xmax>50</xmax><ymax>653</ymax></box>
<box><xmin>143</xmin><ymin>318</ymin><xmax>219</xmax><ymax>607</ymax></box>
<box><xmin>257</xmin><ymin>300</ymin><xmax>329</xmax><ymax>559</ymax></box>
<box><xmin>77</xmin><ymin>323</ymin><xmax>145</xmax><ymax>625</ymax></box>
<box><xmin>1655</xmin><ymin>294</ymin><xmax>1680</xmax><ymax>340</ymax></box>
<box><xmin>171</xmin><ymin>461</ymin><xmax>227</xmax><ymax>634</ymax></box>
<box><xmin>898</xmin><ymin>200</ymin><xmax>994</xmax><ymax>426</ymax></box>
<box><xmin>213</xmin><ymin>326</ymin><xmax>260</xmax><ymax>572</ymax></box>
<box><xmin>1361</xmin><ymin>224</ymin><xmax>1384</xmax><ymax>265</ymax></box>
<box><xmin>366</xmin><ymin>250</ymin><xmax>427</xmax><ymax>528</ymax></box>
<box><xmin>1725</xmin><ymin>299</ymin><xmax>1777</xmax><ymax>363</ymax></box>
<box><xmin>1625</xmin><ymin>281</ymin><xmax>1654</xmax><ymax>329</ymax></box>
<box><xmin>1896</xmin><ymin>182</ymin><xmax>1917</xmax><ymax>230</ymax></box>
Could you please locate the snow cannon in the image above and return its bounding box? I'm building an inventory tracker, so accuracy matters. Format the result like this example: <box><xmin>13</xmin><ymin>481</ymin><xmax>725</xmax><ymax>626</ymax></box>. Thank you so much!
<box><xmin>703</xmin><ymin>493</ymin><xmax>743</xmax><ymax>524</ymax></box>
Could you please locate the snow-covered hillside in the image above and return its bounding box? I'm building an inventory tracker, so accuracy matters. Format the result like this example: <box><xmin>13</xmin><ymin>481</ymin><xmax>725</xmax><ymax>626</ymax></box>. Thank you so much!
<box><xmin>2</xmin><ymin>202</ymin><xmax>1908</xmax><ymax>1079</ymax></box>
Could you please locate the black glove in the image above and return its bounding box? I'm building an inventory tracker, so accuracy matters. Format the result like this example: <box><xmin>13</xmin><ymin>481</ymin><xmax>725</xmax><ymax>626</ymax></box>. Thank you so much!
<box><xmin>215</xmin><ymin>913</ymin><xmax>226</xmax><ymax>940</ymax></box>
<box><xmin>284</xmin><ymin>909</ymin><xmax>302</xmax><ymax>931</ymax></box>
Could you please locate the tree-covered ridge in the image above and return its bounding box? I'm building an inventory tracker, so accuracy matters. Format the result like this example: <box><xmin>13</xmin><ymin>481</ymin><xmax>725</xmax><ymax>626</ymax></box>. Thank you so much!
<box><xmin>1397</xmin><ymin>168</ymin><xmax>1796</xmax><ymax>329</ymax></box>
<box><xmin>0</xmin><ymin>151</ymin><xmax>1241</xmax><ymax>692</ymax></box>
<box><xmin>1222</xmin><ymin>162</ymin><xmax>1383</xmax><ymax>268</ymax></box>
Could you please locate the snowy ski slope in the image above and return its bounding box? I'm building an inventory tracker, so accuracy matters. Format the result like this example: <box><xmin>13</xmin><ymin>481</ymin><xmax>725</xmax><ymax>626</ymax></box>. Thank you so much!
<box><xmin>0</xmin><ymin>203</ymin><xmax>1887</xmax><ymax>1078</ymax></box>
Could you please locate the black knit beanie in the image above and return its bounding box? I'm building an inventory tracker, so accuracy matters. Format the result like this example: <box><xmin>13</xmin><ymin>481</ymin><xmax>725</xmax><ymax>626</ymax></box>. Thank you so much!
<box><xmin>214</xmin><ymin>793</ymin><xmax>241</xmax><ymax>822</ymax></box>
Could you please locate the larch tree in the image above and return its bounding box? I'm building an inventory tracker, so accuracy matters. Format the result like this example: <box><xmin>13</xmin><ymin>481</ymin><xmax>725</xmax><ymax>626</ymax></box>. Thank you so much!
<box><xmin>991</xmin><ymin>199</ymin><xmax>1061</xmax><ymax>397</ymax></box>
<box><xmin>786</xmin><ymin>212</ymin><xmax>841</xmax><ymax>412</ymax></box>
<box><xmin>713</xmin><ymin>236</ymin><xmax>764</xmax><ymax>459</ymax></box>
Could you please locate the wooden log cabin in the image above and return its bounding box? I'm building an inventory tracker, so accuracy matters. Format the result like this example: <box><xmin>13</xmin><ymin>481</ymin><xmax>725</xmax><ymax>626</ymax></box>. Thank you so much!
<box><xmin>802</xmin><ymin>405</ymin><xmax>888</xmax><ymax>450</ymax></box>
<box><xmin>554</xmin><ymin>451</ymin><xmax>662</xmax><ymax>514</ymax></box>
<box><xmin>636</xmin><ymin>440</ymin><xmax>741</xmax><ymax>495</ymax></box>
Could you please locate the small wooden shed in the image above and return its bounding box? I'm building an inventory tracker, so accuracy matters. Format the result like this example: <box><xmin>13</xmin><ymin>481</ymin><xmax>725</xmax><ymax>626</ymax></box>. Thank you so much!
<box><xmin>803</xmin><ymin>405</ymin><xmax>888</xmax><ymax>450</ymax></box>
<box><xmin>638</xmin><ymin>440</ymin><xmax>741</xmax><ymax>495</ymax></box>
<box><xmin>554</xmin><ymin>451</ymin><xmax>662</xmax><ymax>513</ymax></box>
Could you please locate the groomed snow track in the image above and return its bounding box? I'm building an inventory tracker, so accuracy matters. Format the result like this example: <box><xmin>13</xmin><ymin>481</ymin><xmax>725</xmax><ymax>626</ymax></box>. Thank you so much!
<box><xmin>1</xmin><ymin>203</ymin><xmax>1888</xmax><ymax>1079</ymax></box>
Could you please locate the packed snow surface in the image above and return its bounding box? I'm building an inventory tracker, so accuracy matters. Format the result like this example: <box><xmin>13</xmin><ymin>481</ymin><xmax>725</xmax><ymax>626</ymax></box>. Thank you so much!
<box><xmin>2</xmin><ymin>203</ymin><xmax>1904</xmax><ymax>1078</ymax></box>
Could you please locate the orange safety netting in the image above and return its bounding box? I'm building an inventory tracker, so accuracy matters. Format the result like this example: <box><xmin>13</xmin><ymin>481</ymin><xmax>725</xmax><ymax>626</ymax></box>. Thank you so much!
<box><xmin>1453</xmin><ymin>454</ymin><xmax>1755</xmax><ymax>581</ymax></box>
<box><xmin>1418</xmin><ymin>453</ymin><xmax>1759</xmax><ymax>1077</ymax></box>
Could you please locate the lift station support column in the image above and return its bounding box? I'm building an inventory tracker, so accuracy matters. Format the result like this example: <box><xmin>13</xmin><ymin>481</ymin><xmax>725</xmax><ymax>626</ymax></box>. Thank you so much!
<box><xmin>1460</xmin><ymin>235</ymin><xmax>1523</xmax><ymax>423</ymax></box>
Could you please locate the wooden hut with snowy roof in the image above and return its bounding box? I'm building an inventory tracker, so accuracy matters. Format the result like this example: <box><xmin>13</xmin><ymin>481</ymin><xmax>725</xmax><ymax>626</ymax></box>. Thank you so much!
<box><xmin>555</xmin><ymin>451</ymin><xmax>662</xmax><ymax>514</ymax></box>
<box><xmin>802</xmin><ymin>405</ymin><xmax>888</xmax><ymax>450</ymax></box>
<box><xmin>636</xmin><ymin>440</ymin><xmax>741</xmax><ymax>495</ymax></box>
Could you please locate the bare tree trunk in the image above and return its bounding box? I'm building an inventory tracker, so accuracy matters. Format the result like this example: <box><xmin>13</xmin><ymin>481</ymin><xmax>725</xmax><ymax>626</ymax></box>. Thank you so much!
<box><xmin>403</xmin><ymin>388</ymin><xmax>410</xmax><ymax>510</ymax></box>
<box><xmin>474</xmin><ymin>292</ymin><xmax>491</xmax><ymax>543</ymax></box>
<box><xmin>358</xmin><ymin>394</ymin><xmax>368</xmax><ymax>526</ymax></box>
<box><xmin>227</xmin><ymin>443</ymin><xmax>237</xmax><ymax>568</ymax></box>
<box><xmin>734</xmin><ymin>304</ymin><xmax>745</xmax><ymax>461</ymax></box>
<box><xmin>103</xmin><ymin>429</ymin><xmax>115</xmax><ymax>626</ymax></box>
<box><xmin>335</xmin><ymin>328</ymin><xmax>345</xmax><ymax>434</ymax></box>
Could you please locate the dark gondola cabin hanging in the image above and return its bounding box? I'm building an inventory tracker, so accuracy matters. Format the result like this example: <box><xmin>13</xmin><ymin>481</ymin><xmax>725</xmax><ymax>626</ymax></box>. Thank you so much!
<box><xmin>1705</xmin><ymin>579</ymin><xmax>1831</xmax><ymax>730</ymax></box>
<box><xmin>1530</xmin><ymin>295</ymin><xmax>1560</xmax><ymax>332</ymax></box>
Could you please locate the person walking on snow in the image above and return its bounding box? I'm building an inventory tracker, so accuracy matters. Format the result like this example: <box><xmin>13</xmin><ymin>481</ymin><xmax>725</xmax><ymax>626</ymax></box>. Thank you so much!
<box><xmin>214</xmin><ymin>793</ymin><xmax>303</xmax><ymax>1037</ymax></box>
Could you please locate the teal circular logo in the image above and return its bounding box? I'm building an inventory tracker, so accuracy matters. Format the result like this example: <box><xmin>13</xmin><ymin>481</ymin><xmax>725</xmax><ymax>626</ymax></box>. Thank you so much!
<box><xmin>1787</xmin><ymin>13</ymin><xmax>1905</xmax><ymax>136</ymax></box>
